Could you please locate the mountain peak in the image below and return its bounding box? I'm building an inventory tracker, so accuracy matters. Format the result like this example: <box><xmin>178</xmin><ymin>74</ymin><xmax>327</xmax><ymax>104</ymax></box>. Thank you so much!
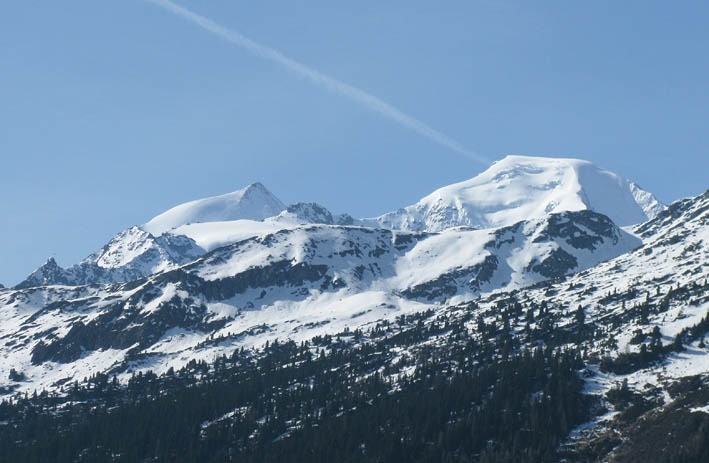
<box><xmin>142</xmin><ymin>183</ymin><xmax>286</xmax><ymax>235</ymax></box>
<box><xmin>374</xmin><ymin>155</ymin><xmax>664</xmax><ymax>231</ymax></box>
<box><xmin>245</xmin><ymin>181</ymin><xmax>266</xmax><ymax>190</ymax></box>
<box><xmin>496</xmin><ymin>153</ymin><xmax>588</xmax><ymax>164</ymax></box>
<box><xmin>15</xmin><ymin>256</ymin><xmax>70</xmax><ymax>289</ymax></box>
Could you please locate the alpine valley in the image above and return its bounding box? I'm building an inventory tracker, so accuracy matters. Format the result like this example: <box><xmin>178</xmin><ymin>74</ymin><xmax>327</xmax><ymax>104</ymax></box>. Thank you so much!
<box><xmin>1</xmin><ymin>155</ymin><xmax>707</xmax><ymax>462</ymax></box>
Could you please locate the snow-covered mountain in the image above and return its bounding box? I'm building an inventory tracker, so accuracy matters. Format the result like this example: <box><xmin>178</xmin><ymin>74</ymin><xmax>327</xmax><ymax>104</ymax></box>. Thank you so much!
<box><xmin>16</xmin><ymin>227</ymin><xmax>203</xmax><ymax>288</ymax></box>
<box><xmin>1</xmin><ymin>188</ymin><xmax>705</xmax><ymax>461</ymax></box>
<box><xmin>15</xmin><ymin>155</ymin><xmax>663</xmax><ymax>290</ymax></box>
<box><xmin>371</xmin><ymin>155</ymin><xmax>664</xmax><ymax>231</ymax></box>
<box><xmin>1</xmin><ymin>151</ymin><xmax>707</xmax><ymax>462</ymax></box>
<box><xmin>0</xmin><ymin>207</ymin><xmax>640</xmax><ymax>394</ymax></box>
<box><xmin>16</xmin><ymin>184</ymin><xmax>290</xmax><ymax>289</ymax></box>
<box><xmin>0</xmin><ymin>153</ymin><xmax>704</xmax><ymax>460</ymax></box>
<box><xmin>143</xmin><ymin>182</ymin><xmax>286</xmax><ymax>235</ymax></box>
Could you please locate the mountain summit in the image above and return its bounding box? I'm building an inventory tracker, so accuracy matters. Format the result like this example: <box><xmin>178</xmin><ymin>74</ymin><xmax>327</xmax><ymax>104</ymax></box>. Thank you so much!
<box><xmin>141</xmin><ymin>156</ymin><xmax>662</xmax><ymax>237</ymax></box>
<box><xmin>143</xmin><ymin>183</ymin><xmax>286</xmax><ymax>235</ymax></box>
<box><xmin>373</xmin><ymin>155</ymin><xmax>664</xmax><ymax>231</ymax></box>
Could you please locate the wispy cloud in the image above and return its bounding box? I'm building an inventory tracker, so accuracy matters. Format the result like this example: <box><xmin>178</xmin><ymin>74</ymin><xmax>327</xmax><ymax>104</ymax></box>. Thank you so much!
<box><xmin>144</xmin><ymin>0</ymin><xmax>487</xmax><ymax>164</ymax></box>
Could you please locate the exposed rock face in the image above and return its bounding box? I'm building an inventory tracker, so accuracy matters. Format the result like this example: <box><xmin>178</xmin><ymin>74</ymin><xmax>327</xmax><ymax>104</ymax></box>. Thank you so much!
<box><xmin>279</xmin><ymin>202</ymin><xmax>335</xmax><ymax>224</ymax></box>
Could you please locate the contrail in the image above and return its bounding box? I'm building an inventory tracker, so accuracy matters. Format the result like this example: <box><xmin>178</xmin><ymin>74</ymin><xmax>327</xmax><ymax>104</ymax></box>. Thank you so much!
<box><xmin>144</xmin><ymin>0</ymin><xmax>487</xmax><ymax>164</ymax></box>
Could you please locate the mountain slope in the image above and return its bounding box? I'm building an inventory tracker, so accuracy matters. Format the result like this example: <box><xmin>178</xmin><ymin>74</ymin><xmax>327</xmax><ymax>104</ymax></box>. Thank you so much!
<box><xmin>0</xmin><ymin>209</ymin><xmax>639</xmax><ymax>395</ymax></box>
<box><xmin>0</xmin><ymin>163</ymin><xmax>705</xmax><ymax>462</ymax></box>
<box><xmin>0</xmin><ymin>191</ymin><xmax>705</xmax><ymax>463</ymax></box>
<box><xmin>482</xmin><ymin>190</ymin><xmax>709</xmax><ymax>458</ymax></box>
<box><xmin>372</xmin><ymin>155</ymin><xmax>664</xmax><ymax>231</ymax></box>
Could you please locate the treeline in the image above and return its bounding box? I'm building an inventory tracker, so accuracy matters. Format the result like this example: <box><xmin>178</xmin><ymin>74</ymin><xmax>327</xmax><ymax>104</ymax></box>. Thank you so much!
<box><xmin>2</xmin><ymin>277</ymin><xmax>706</xmax><ymax>462</ymax></box>
<box><xmin>0</xmin><ymin>308</ymin><xmax>588</xmax><ymax>463</ymax></box>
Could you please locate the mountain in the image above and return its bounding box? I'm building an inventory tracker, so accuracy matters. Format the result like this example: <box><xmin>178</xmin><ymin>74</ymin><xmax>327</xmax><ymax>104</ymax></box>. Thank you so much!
<box><xmin>0</xmin><ymin>155</ymin><xmax>706</xmax><ymax>462</ymax></box>
<box><xmin>493</xmin><ymin>189</ymin><xmax>709</xmax><ymax>459</ymax></box>
<box><xmin>14</xmin><ymin>156</ymin><xmax>662</xmax><ymax>289</ymax></box>
<box><xmin>273</xmin><ymin>202</ymin><xmax>335</xmax><ymax>224</ymax></box>
<box><xmin>272</xmin><ymin>202</ymin><xmax>355</xmax><ymax>226</ymax></box>
<box><xmin>142</xmin><ymin>182</ymin><xmax>286</xmax><ymax>235</ymax></box>
<box><xmin>16</xmin><ymin>227</ymin><xmax>203</xmax><ymax>288</ymax></box>
<box><xmin>371</xmin><ymin>155</ymin><xmax>664</xmax><ymax>231</ymax></box>
<box><xmin>16</xmin><ymin>183</ymin><xmax>288</xmax><ymax>288</ymax></box>
<box><xmin>0</xmin><ymin>208</ymin><xmax>639</xmax><ymax>394</ymax></box>
<box><xmin>0</xmin><ymin>162</ymin><xmax>677</xmax><ymax>387</ymax></box>
<box><xmin>0</xmin><ymin>190</ymin><xmax>705</xmax><ymax>462</ymax></box>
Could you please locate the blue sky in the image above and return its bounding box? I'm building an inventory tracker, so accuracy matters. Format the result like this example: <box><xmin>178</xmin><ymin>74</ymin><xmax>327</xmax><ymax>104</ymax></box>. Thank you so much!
<box><xmin>1</xmin><ymin>0</ymin><xmax>708</xmax><ymax>285</ymax></box>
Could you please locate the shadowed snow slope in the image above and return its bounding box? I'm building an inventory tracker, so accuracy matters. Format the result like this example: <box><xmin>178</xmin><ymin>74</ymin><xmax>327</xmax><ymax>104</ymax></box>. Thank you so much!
<box><xmin>372</xmin><ymin>155</ymin><xmax>664</xmax><ymax>231</ymax></box>
<box><xmin>143</xmin><ymin>183</ymin><xmax>286</xmax><ymax>235</ymax></box>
